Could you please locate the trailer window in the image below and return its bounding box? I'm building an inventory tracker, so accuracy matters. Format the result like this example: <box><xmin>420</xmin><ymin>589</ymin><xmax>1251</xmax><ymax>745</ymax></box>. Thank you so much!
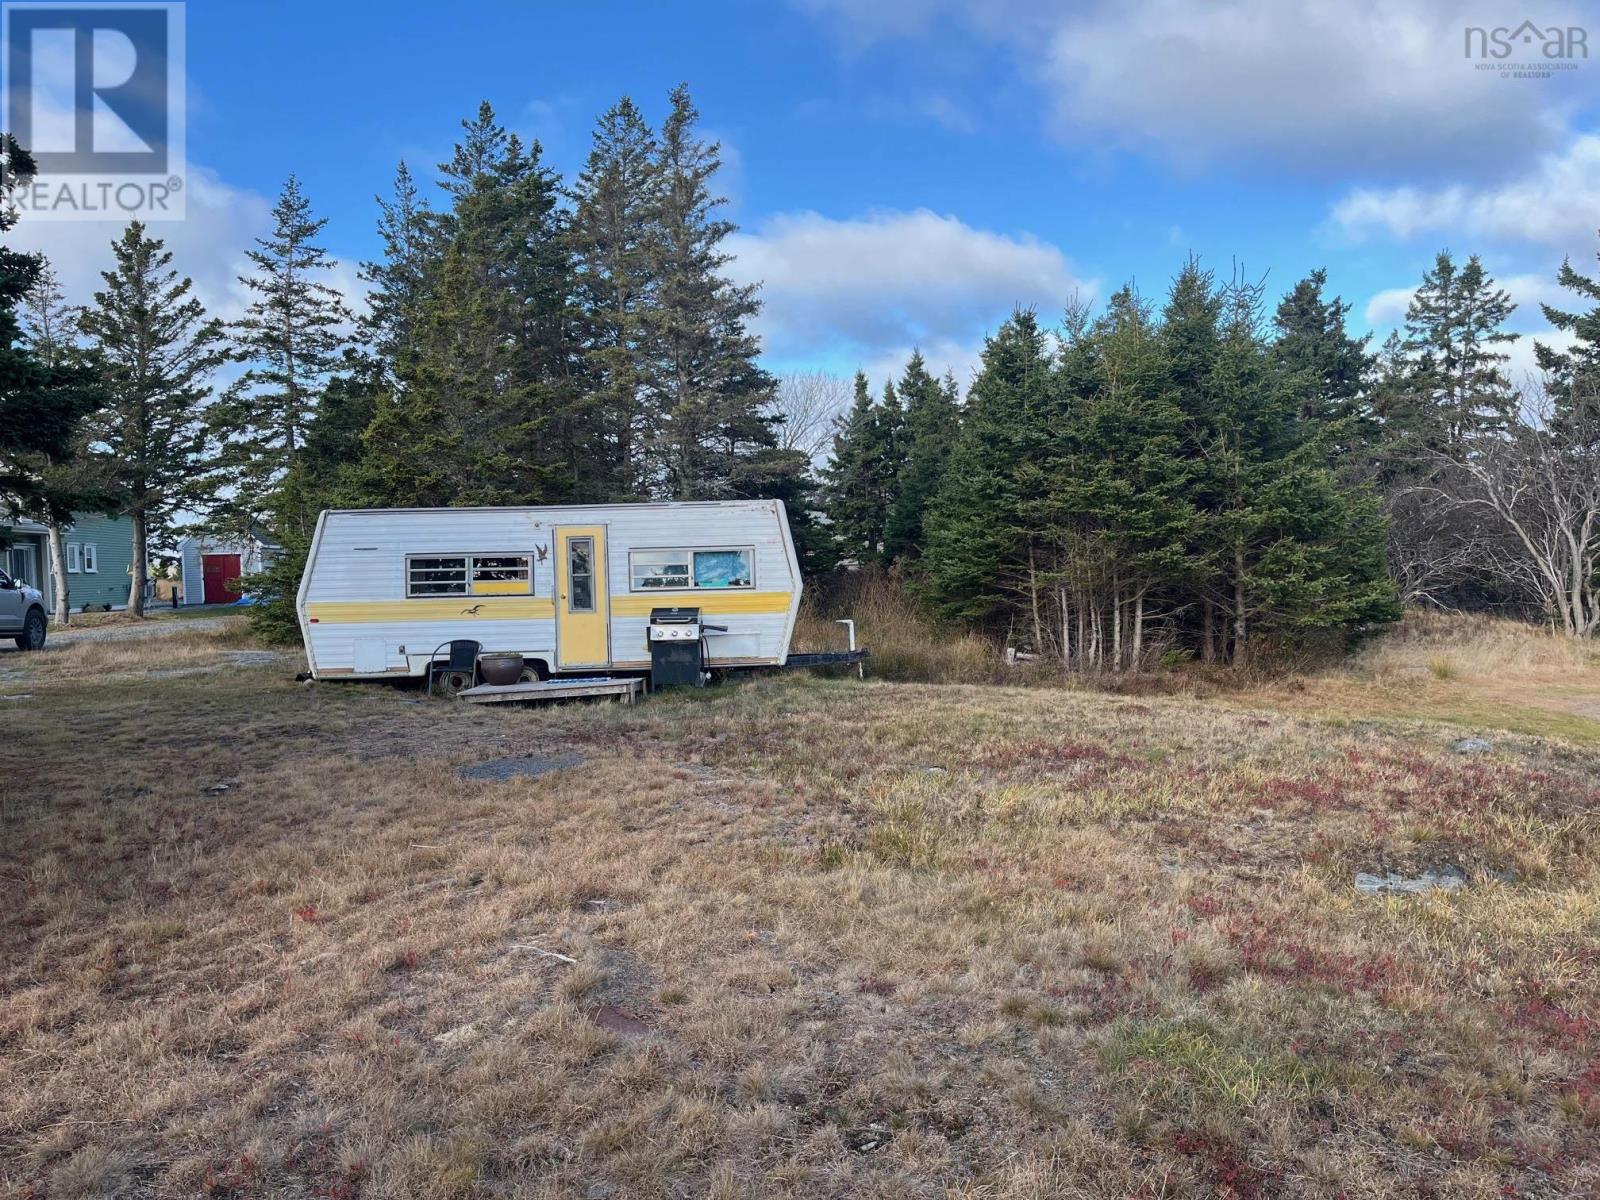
<box><xmin>630</xmin><ymin>550</ymin><xmax>690</xmax><ymax>590</ymax></box>
<box><xmin>408</xmin><ymin>556</ymin><xmax>468</xmax><ymax>596</ymax></box>
<box><xmin>471</xmin><ymin>554</ymin><xmax>531</xmax><ymax>595</ymax></box>
<box><xmin>407</xmin><ymin>554</ymin><xmax>534</xmax><ymax>597</ymax></box>
<box><xmin>693</xmin><ymin>550</ymin><xmax>752</xmax><ymax>588</ymax></box>
<box><xmin>567</xmin><ymin>538</ymin><xmax>596</xmax><ymax>612</ymax></box>
<box><xmin>627</xmin><ymin>548</ymin><xmax>753</xmax><ymax>590</ymax></box>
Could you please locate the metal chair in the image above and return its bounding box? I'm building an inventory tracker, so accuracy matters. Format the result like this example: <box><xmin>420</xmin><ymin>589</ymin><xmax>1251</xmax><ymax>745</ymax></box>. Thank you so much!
<box><xmin>426</xmin><ymin>639</ymin><xmax>482</xmax><ymax>698</ymax></box>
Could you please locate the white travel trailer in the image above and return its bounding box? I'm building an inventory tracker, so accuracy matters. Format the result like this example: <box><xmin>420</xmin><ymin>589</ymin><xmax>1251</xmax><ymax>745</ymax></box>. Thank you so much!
<box><xmin>296</xmin><ymin>500</ymin><xmax>802</xmax><ymax>681</ymax></box>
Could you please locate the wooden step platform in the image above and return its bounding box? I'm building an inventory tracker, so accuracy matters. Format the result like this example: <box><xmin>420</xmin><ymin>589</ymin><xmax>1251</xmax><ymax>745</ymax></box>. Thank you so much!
<box><xmin>459</xmin><ymin>676</ymin><xmax>643</xmax><ymax>705</ymax></box>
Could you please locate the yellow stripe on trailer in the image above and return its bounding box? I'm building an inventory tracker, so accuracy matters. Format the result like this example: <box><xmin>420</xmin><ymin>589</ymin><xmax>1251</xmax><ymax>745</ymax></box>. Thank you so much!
<box><xmin>610</xmin><ymin>591</ymin><xmax>793</xmax><ymax>617</ymax></box>
<box><xmin>307</xmin><ymin>597</ymin><xmax>556</xmax><ymax>623</ymax></box>
<box><xmin>305</xmin><ymin>593</ymin><xmax>792</xmax><ymax>624</ymax></box>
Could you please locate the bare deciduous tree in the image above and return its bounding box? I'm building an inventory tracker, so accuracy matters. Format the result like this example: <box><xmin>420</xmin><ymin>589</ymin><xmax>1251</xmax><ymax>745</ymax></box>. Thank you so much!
<box><xmin>770</xmin><ymin>370</ymin><xmax>852</xmax><ymax>464</ymax></box>
<box><xmin>1381</xmin><ymin>486</ymin><xmax>1486</xmax><ymax>610</ymax></box>
<box><xmin>1436</xmin><ymin>387</ymin><xmax>1600</xmax><ymax>637</ymax></box>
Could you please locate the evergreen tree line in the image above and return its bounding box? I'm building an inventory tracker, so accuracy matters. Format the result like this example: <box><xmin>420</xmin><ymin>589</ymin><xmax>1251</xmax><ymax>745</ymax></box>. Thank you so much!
<box><xmin>823</xmin><ymin>247</ymin><xmax>1600</xmax><ymax>664</ymax></box>
<box><xmin>1</xmin><ymin>88</ymin><xmax>821</xmax><ymax>629</ymax></box>
<box><xmin>5</xmin><ymin>99</ymin><xmax>1599</xmax><ymax>652</ymax></box>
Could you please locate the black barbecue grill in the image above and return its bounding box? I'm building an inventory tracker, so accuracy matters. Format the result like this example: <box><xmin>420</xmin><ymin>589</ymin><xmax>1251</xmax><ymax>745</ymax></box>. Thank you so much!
<box><xmin>647</xmin><ymin>606</ymin><xmax>725</xmax><ymax>689</ymax></box>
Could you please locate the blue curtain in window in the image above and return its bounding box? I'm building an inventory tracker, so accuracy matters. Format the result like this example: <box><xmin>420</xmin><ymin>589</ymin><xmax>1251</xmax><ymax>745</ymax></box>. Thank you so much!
<box><xmin>693</xmin><ymin>550</ymin><xmax>751</xmax><ymax>588</ymax></box>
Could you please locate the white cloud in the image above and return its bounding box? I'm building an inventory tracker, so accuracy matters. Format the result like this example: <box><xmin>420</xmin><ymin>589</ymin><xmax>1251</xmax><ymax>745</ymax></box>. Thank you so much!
<box><xmin>798</xmin><ymin>0</ymin><xmax>1581</xmax><ymax>176</ymax></box>
<box><xmin>1364</xmin><ymin>286</ymin><xmax>1416</xmax><ymax>327</ymax></box>
<box><xmin>727</xmin><ymin>208</ymin><xmax>1091</xmax><ymax>376</ymax></box>
<box><xmin>1041</xmin><ymin>0</ymin><xmax>1571</xmax><ymax>175</ymax></box>
<box><xmin>1333</xmin><ymin>134</ymin><xmax>1600</xmax><ymax>250</ymax></box>
<box><xmin>10</xmin><ymin>165</ymin><xmax>268</xmax><ymax>321</ymax></box>
<box><xmin>9</xmin><ymin>165</ymin><xmax>367</xmax><ymax>334</ymax></box>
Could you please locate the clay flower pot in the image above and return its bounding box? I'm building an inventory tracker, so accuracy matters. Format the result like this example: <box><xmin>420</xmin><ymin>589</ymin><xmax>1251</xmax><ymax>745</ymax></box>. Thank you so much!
<box><xmin>478</xmin><ymin>653</ymin><xmax>525</xmax><ymax>686</ymax></box>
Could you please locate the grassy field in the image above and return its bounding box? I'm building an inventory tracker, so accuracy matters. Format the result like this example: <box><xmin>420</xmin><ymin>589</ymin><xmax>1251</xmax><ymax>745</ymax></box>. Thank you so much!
<box><xmin>2</xmin><ymin>617</ymin><xmax>1598</xmax><ymax>1198</ymax></box>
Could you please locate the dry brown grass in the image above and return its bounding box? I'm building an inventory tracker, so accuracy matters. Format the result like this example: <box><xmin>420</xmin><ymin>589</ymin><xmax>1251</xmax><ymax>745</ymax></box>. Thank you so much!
<box><xmin>1233</xmin><ymin>611</ymin><xmax>1600</xmax><ymax>747</ymax></box>
<box><xmin>5</xmin><ymin>626</ymin><xmax>262</xmax><ymax>686</ymax></box>
<box><xmin>793</xmin><ymin>572</ymin><xmax>1024</xmax><ymax>685</ymax></box>
<box><xmin>1359</xmin><ymin>610</ymin><xmax>1599</xmax><ymax>677</ymax></box>
<box><xmin>3</xmin><ymin>619</ymin><xmax>1599</xmax><ymax>1198</ymax></box>
<box><xmin>799</xmin><ymin>578</ymin><xmax>1600</xmax><ymax>743</ymax></box>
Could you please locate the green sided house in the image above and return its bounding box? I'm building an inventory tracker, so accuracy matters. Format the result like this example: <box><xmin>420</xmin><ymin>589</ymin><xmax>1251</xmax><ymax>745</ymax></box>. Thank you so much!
<box><xmin>3</xmin><ymin>511</ymin><xmax>137</xmax><ymax>613</ymax></box>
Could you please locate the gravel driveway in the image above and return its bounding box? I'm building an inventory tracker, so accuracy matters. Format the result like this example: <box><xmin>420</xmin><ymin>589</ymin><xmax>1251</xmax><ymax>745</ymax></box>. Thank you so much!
<box><xmin>0</xmin><ymin>613</ymin><xmax>235</xmax><ymax>651</ymax></box>
<box><xmin>55</xmin><ymin>616</ymin><xmax>234</xmax><ymax>643</ymax></box>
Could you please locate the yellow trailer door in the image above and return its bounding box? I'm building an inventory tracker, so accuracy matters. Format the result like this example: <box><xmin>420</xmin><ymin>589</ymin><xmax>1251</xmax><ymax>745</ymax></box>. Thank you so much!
<box><xmin>555</xmin><ymin>525</ymin><xmax>609</xmax><ymax>669</ymax></box>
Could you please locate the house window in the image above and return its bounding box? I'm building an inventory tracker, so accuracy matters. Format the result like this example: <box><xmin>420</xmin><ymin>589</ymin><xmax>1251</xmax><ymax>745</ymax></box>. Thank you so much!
<box><xmin>82</xmin><ymin>544</ymin><xmax>98</xmax><ymax>573</ymax></box>
<box><xmin>407</xmin><ymin>555</ymin><xmax>468</xmax><ymax>596</ymax></box>
<box><xmin>407</xmin><ymin>554</ymin><xmax>534</xmax><ymax>598</ymax></box>
<box><xmin>567</xmin><ymin>538</ymin><xmax>596</xmax><ymax>613</ymax></box>
<box><xmin>66</xmin><ymin>543</ymin><xmax>81</xmax><ymax>573</ymax></box>
<box><xmin>628</xmin><ymin>548</ymin><xmax>754</xmax><ymax>591</ymax></box>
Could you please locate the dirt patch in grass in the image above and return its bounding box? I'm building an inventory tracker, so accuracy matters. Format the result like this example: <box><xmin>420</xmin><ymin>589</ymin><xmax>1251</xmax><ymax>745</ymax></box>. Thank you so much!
<box><xmin>3</xmin><ymin>624</ymin><xmax>1599</xmax><ymax>1198</ymax></box>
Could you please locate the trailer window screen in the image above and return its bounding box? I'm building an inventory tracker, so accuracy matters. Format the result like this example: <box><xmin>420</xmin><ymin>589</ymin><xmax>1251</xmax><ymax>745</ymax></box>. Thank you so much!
<box><xmin>693</xmin><ymin>549</ymin><xmax>752</xmax><ymax>588</ymax></box>
<box><xmin>408</xmin><ymin>556</ymin><xmax>468</xmax><ymax>596</ymax></box>
<box><xmin>630</xmin><ymin>550</ymin><xmax>690</xmax><ymax>590</ymax></box>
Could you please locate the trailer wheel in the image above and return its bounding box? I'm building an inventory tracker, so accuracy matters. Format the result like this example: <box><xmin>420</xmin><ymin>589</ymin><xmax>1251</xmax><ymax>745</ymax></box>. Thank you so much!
<box><xmin>439</xmin><ymin>668</ymin><xmax>474</xmax><ymax>696</ymax></box>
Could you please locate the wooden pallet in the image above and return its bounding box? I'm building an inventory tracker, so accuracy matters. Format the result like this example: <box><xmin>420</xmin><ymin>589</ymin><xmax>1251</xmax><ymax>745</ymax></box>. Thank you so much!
<box><xmin>458</xmin><ymin>677</ymin><xmax>643</xmax><ymax>705</ymax></box>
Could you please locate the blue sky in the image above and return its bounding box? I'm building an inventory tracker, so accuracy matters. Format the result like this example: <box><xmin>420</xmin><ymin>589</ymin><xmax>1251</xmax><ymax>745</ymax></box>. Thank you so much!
<box><xmin>15</xmin><ymin>0</ymin><xmax>1600</xmax><ymax>388</ymax></box>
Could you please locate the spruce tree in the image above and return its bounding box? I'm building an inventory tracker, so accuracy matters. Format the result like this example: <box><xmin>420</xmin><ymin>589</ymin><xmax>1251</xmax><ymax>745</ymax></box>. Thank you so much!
<box><xmin>241</xmin><ymin>363</ymin><xmax>381</xmax><ymax>643</ymax></box>
<box><xmin>1025</xmin><ymin>286</ymin><xmax>1197</xmax><ymax>668</ymax></box>
<box><xmin>642</xmin><ymin>84</ymin><xmax>776</xmax><ymax>498</ymax></box>
<box><xmin>1161</xmin><ymin>257</ymin><xmax>1225</xmax><ymax>425</ymax></box>
<box><xmin>1270</xmin><ymin>269</ymin><xmax>1375</xmax><ymax>452</ymax></box>
<box><xmin>0</xmin><ymin>138</ymin><xmax>103</xmax><ymax>517</ymax></box>
<box><xmin>823</xmin><ymin>372</ymin><xmax>885</xmax><ymax>564</ymax></box>
<box><xmin>356</xmin><ymin>103</ymin><xmax>577</xmax><ymax>506</ymax></box>
<box><xmin>1534</xmin><ymin>232</ymin><xmax>1600</xmax><ymax>431</ymax></box>
<box><xmin>924</xmin><ymin>310</ymin><xmax>1056</xmax><ymax>623</ymax></box>
<box><xmin>208</xmin><ymin>175</ymin><xmax>353</xmax><ymax>532</ymax></box>
<box><xmin>360</xmin><ymin>161</ymin><xmax>435</xmax><ymax>369</ymax></box>
<box><xmin>1401</xmin><ymin>251</ymin><xmax>1518</xmax><ymax>448</ymax></box>
<box><xmin>569</xmin><ymin>97</ymin><xmax>658</xmax><ymax>499</ymax></box>
<box><xmin>884</xmin><ymin>351</ymin><xmax>960</xmax><ymax>563</ymax></box>
<box><xmin>79</xmin><ymin>222</ymin><xmax>227</xmax><ymax>615</ymax></box>
<box><xmin>875</xmin><ymin>376</ymin><xmax>906</xmax><ymax>530</ymax></box>
<box><xmin>1203</xmin><ymin>272</ymin><xmax>1396</xmax><ymax>661</ymax></box>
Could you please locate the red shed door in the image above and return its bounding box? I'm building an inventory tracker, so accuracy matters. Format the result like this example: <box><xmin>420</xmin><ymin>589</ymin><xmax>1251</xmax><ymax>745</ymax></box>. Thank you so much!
<box><xmin>201</xmin><ymin>553</ymin><xmax>242</xmax><ymax>604</ymax></box>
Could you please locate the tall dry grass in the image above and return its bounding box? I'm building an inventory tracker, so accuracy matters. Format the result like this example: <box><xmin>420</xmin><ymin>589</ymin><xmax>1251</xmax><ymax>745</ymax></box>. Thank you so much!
<box><xmin>797</xmin><ymin>574</ymin><xmax>1600</xmax><ymax>709</ymax></box>
<box><xmin>792</xmin><ymin>572</ymin><xmax>1355</xmax><ymax>693</ymax></box>
<box><xmin>792</xmin><ymin>570</ymin><xmax>1020</xmax><ymax>684</ymax></box>
<box><xmin>1352</xmin><ymin>608</ymin><xmax>1600</xmax><ymax>681</ymax></box>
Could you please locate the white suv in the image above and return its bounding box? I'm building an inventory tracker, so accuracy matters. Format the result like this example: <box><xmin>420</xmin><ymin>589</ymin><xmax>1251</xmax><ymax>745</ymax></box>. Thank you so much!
<box><xmin>0</xmin><ymin>569</ymin><xmax>47</xmax><ymax>650</ymax></box>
